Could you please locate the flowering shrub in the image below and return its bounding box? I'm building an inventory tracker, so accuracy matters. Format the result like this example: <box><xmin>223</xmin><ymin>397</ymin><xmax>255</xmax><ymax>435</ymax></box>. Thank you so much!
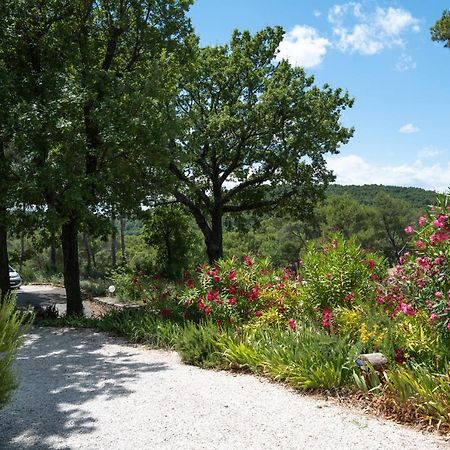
<box><xmin>110</xmin><ymin>269</ymin><xmax>183</xmax><ymax>319</ymax></box>
<box><xmin>377</xmin><ymin>193</ymin><xmax>450</xmax><ymax>337</ymax></box>
<box><xmin>179</xmin><ymin>256</ymin><xmax>302</xmax><ymax>328</ymax></box>
<box><xmin>298</xmin><ymin>234</ymin><xmax>386</xmax><ymax>328</ymax></box>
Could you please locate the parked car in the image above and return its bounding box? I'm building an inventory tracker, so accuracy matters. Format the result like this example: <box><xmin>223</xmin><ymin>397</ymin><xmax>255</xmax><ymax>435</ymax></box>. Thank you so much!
<box><xmin>9</xmin><ymin>265</ymin><xmax>22</xmax><ymax>289</ymax></box>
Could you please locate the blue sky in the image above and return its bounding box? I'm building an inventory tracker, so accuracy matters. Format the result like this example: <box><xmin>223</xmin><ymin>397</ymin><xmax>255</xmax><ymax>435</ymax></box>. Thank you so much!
<box><xmin>189</xmin><ymin>1</ymin><xmax>450</xmax><ymax>192</ymax></box>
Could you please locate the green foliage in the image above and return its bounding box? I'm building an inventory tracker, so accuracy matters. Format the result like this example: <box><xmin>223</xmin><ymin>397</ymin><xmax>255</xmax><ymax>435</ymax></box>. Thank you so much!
<box><xmin>326</xmin><ymin>184</ymin><xmax>435</xmax><ymax>210</ymax></box>
<box><xmin>0</xmin><ymin>294</ymin><xmax>33</xmax><ymax>409</ymax></box>
<box><xmin>143</xmin><ymin>205</ymin><xmax>203</xmax><ymax>279</ymax></box>
<box><xmin>176</xmin><ymin>320</ymin><xmax>226</xmax><ymax>368</ymax></box>
<box><xmin>221</xmin><ymin>327</ymin><xmax>360</xmax><ymax>390</ymax></box>
<box><xmin>299</xmin><ymin>234</ymin><xmax>386</xmax><ymax>317</ymax></box>
<box><xmin>431</xmin><ymin>10</ymin><xmax>450</xmax><ymax>48</ymax></box>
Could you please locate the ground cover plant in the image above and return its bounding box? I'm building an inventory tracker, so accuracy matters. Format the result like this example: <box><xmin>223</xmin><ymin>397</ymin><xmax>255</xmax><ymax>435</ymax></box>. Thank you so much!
<box><xmin>0</xmin><ymin>294</ymin><xmax>33</xmax><ymax>409</ymax></box>
<box><xmin>43</xmin><ymin>194</ymin><xmax>450</xmax><ymax>432</ymax></box>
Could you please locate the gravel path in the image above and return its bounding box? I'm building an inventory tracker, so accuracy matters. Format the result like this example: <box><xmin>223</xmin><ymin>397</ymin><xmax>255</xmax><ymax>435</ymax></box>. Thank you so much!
<box><xmin>0</xmin><ymin>328</ymin><xmax>448</xmax><ymax>450</ymax></box>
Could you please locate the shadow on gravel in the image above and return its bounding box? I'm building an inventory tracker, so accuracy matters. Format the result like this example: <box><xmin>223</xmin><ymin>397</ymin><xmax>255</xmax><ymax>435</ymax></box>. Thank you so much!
<box><xmin>0</xmin><ymin>328</ymin><xmax>168</xmax><ymax>449</ymax></box>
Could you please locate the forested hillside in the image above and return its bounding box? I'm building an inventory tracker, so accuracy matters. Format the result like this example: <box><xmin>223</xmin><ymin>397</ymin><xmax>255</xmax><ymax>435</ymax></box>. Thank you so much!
<box><xmin>327</xmin><ymin>184</ymin><xmax>436</xmax><ymax>209</ymax></box>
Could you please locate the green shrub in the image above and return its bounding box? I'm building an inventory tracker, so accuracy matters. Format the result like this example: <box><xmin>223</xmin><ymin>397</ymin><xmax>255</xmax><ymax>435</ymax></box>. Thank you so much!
<box><xmin>0</xmin><ymin>294</ymin><xmax>33</xmax><ymax>409</ymax></box>
<box><xmin>176</xmin><ymin>320</ymin><xmax>227</xmax><ymax>368</ymax></box>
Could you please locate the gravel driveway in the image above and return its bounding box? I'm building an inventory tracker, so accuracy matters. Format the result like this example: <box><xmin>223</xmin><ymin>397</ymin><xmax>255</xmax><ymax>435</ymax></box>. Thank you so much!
<box><xmin>0</xmin><ymin>328</ymin><xmax>448</xmax><ymax>450</ymax></box>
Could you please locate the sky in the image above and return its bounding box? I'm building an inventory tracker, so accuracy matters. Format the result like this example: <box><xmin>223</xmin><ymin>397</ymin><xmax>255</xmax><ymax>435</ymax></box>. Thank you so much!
<box><xmin>189</xmin><ymin>0</ymin><xmax>450</xmax><ymax>192</ymax></box>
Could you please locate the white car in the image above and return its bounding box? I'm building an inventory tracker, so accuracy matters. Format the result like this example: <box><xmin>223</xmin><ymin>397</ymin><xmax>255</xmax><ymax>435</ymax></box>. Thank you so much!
<box><xmin>9</xmin><ymin>265</ymin><xmax>22</xmax><ymax>289</ymax></box>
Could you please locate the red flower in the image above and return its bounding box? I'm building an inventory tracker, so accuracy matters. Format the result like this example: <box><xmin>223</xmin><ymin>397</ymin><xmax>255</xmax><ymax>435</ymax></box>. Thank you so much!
<box><xmin>204</xmin><ymin>306</ymin><xmax>211</xmax><ymax>315</ymax></box>
<box><xmin>213</xmin><ymin>275</ymin><xmax>221</xmax><ymax>282</ymax></box>
<box><xmin>207</xmin><ymin>290</ymin><xmax>219</xmax><ymax>301</ymax></box>
<box><xmin>197</xmin><ymin>298</ymin><xmax>205</xmax><ymax>310</ymax></box>
<box><xmin>345</xmin><ymin>293</ymin><xmax>355</xmax><ymax>302</ymax></box>
<box><xmin>186</xmin><ymin>279</ymin><xmax>195</xmax><ymax>289</ymax></box>
<box><xmin>229</xmin><ymin>285</ymin><xmax>236</xmax><ymax>295</ymax></box>
<box><xmin>288</xmin><ymin>319</ymin><xmax>296</xmax><ymax>332</ymax></box>
<box><xmin>394</xmin><ymin>348</ymin><xmax>405</xmax><ymax>364</ymax></box>
<box><xmin>228</xmin><ymin>270</ymin><xmax>236</xmax><ymax>281</ymax></box>
<box><xmin>228</xmin><ymin>297</ymin><xmax>237</xmax><ymax>306</ymax></box>
<box><xmin>366</xmin><ymin>259</ymin><xmax>376</xmax><ymax>269</ymax></box>
<box><xmin>255</xmin><ymin>310</ymin><xmax>262</xmax><ymax>317</ymax></box>
<box><xmin>244</xmin><ymin>256</ymin><xmax>253</xmax><ymax>266</ymax></box>
<box><xmin>161</xmin><ymin>308</ymin><xmax>171</xmax><ymax>318</ymax></box>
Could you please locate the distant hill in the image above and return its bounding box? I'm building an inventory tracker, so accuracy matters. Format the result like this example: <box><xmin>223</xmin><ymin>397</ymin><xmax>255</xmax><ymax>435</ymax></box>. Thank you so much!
<box><xmin>327</xmin><ymin>184</ymin><xmax>437</xmax><ymax>209</ymax></box>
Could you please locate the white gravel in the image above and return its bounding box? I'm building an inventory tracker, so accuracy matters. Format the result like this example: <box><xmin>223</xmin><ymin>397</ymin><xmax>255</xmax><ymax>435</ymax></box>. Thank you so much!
<box><xmin>0</xmin><ymin>328</ymin><xmax>448</xmax><ymax>450</ymax></box>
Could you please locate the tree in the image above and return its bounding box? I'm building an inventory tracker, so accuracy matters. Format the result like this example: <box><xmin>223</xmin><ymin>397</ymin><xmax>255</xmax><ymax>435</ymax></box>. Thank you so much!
<box><xmin>3</xmin><ymin>0</ymin><xmax>193</xmax><ymax>314</ymax></box>
<box><xmin>431</xmin><ymin>10</ymin><xmax>450</xmax><ymax>48</ymax></box>
<box><xmin>168</xmin><ymin>28</ymin><xmax>354</xmax><ymax>263</ymax></box>
<box><xmin>144</xmin><ymin>205</ymin><xmax>201</xmax><ymax>279</ymax></box>
<box><xmin>317</xmin><ymin>194</ymin><xmax>378</xmax><ymax>250</ymax></box>
<box><xmin>373</xmin><ymin>192</ymin><xmax>419</xmax><ymax>263</ymax></box>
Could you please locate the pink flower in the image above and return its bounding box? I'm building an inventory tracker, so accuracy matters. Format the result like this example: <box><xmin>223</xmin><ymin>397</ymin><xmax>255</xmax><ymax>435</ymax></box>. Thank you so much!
<box><xmin>400</xmin><ymin>302</ymin><xmax>416</xmax><ymax>316</ymax></box>
<box><xmin>204</xmin><ymin>306</ymin><xmax>212</xmax><ymax>315</ymax></box>
<box><xmin>405</xmin><ymin>225</ymin><xmax>415</xmax><ymax>234</ymax></box>
<box><xmin>430</xmin><ymin>314</ymin><xmax>439</xmax><ymax>322</ymax></box>
<box><xmin>228</xmin><ymin>297</ymin><xmax>237</xmax><ymax>306</ymax></box>
<box><xmin>430</xmin><ymin>234</ymin><xmax>438</xmax><ymax>245</ymax></box>
<box><xmin>244</xmin><ymin>256</ymin><xmax>253</xmax><ymax>266</ymax></box>
<box><xmin>435</xmin><ymin>291</ymin><xmax>444</xmax><ymax>300</ymax></box>
<box><xmin>345</xmin><ymin>293</ymin><xmax>355</xmax><ymax>301</ymax></box>
<box><xmin>197</xmin><ymin>298</ymin><xmax>205</xmax><ymax>310</ymax></box>
<box><xmin>288</xmin><ymin>319</ymin><xmax>297</xmax><ymax>332</ymax></box>
<box><xmin>415</xmin><ymin>240</ymin><xmax>426</xmax><ymax>250</ymax></box>
<box><xmin>322</xmin><ymin>308</ymin><xmax>332</xmax><ymax>328</ymax></box>
<box><xmin>419</xmin><ymin>216</ymin><xmax>427</xmax><ymax>226</ymax></box>
<box><xmin>447</xmin><ymin>322</ymin><xmax>450</xmax><ymax>330</ymax></box>
<box><xmin>433</xmin><ymin>219</ymin><xmax>442</xmax><ymax>228</ymax></box>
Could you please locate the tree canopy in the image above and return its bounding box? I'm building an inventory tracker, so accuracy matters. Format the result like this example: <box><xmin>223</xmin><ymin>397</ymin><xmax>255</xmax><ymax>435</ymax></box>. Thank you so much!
<box><xmin>431</xmin><ymin>10</ymin><xmax>450</xmax><ymax>48</ymax></box>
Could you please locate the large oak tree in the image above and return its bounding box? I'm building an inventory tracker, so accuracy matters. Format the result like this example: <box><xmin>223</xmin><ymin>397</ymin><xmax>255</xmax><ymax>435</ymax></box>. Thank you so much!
<box><xmin>168</xmin><ymin>28</ymin><xmax>354</xmax><ymax>263</ymax></box>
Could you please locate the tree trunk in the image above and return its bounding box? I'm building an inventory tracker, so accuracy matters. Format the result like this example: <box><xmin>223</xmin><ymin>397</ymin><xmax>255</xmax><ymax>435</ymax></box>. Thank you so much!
<box><xmin>111</xmin><ymin>210</ymin><xmax>117</xmax><ymax>269</ymax></box>
<box><xmin>120</xmin><ymin>215</ymin><xmax>126</xmax><ymax>265</ymax></box>
<box><xmin>0</xmin><ymin>207</ymin><xmax>10</xmax><ymax>301</ymax></box>
<box><xmin>61</xmin><ymin>217</ymin><xmax>83</xmax><ymax>316</ymax></box>
<box><xmin>206</xmin><ymin>210</ymin><xmax>223</xmax><ymax>264</ymax></box>
<box><xmin>50</xmin><ymin>235</ymin><xmax>57</xmax><ymax>271</ymax></box>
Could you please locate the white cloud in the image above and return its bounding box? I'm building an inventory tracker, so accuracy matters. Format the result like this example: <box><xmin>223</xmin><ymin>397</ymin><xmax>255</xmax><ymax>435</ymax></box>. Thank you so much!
<box><xmin>328</xmin><ymin>3</ymin><xmax>420</xmax><ymax>55</ymax></box>
<box><xmin>399</xmin><ymin>123</ymin><xmax>419</xmax><ymax>134</ymax></box>
<box><xmin>418</xmin><ymin>146</ymin><xmax>443</xmax><ymax>158</ymax></box>
<box><xmin>313</xmin><ymin>10</ymin><xmax>322</xmax><ymax>18</ymax></box>
<box><xmin>327</xmin><ymin>154</ymin><xmax>449</xmax><ymax>192</ymax></box>
<box><xmin>277</xmin><ymin>25</ymin><xmax>330</xmax><ymax>68</ymax></box>
<box><xmin>395</xmin><ymin>53</ymin><xmax>416</xmax><ymax>71</ymax></box>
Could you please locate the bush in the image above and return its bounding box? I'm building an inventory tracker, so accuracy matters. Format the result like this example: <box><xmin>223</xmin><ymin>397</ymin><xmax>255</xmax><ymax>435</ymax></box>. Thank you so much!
<box><xmin>179</xmin><ymin>255</ymin><xmax>303</xmax><ymax>328</ymax></box>
<box><xmin>176</xmin><ymin>320</ymin><xmax>227</xmax><ymax>368</ymax></box>
<box><xmin>0</xmin><ymin>294</ymin><xmax>33</xmax><ymax>409</ymax></box>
